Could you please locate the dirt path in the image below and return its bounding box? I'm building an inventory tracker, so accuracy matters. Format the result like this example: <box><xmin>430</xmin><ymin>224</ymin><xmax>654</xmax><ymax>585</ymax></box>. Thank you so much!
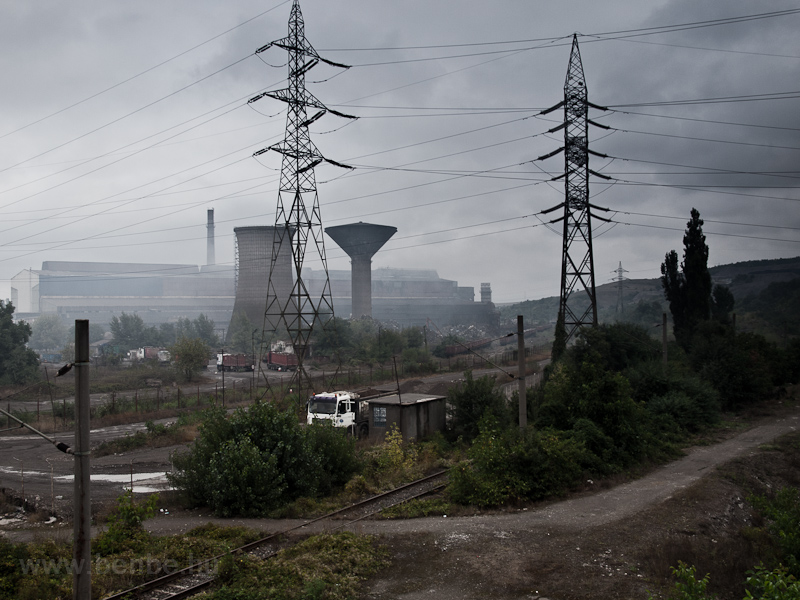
<box><xmin>3</xmin><ymin>406</ymin><xmax>798</xmax><ymax>599</ymax></box>
<box><xmin>130</xmin><ymin>408</ymin><xmax>798</xmax><ymax>599</ymax></box>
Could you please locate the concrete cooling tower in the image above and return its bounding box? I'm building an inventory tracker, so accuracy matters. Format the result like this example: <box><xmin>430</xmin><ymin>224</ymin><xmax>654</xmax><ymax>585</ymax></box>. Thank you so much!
<box><xmin>325</xmin><ymin>222</ymin><xmax>397</xmax><ymax>319</ymax></box>
<box><xmin>230</xmin><ymin>226</ymin><xmax>293</xmax><ymax>331</ymax></box>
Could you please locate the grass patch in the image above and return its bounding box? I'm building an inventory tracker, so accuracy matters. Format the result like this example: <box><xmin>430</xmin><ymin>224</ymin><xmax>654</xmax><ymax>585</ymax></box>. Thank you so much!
<box><xmin>93</xmin><ymin>413</ymin><xmax>201</xmax><ymax>457</ymax></box>
<box><xmin>379</xmin><ymin>497</ymin><xmax>452</xmax><ymax>519</ymax></box>
<box><xmin>205</xmin><ymin>532</ymin><xmax>389</xmax><ymax>600</ymax></box>
<box><xmin>0</xmin><ymin>520</ymin><xmax>267</xmax><ymax>600</ymax></box>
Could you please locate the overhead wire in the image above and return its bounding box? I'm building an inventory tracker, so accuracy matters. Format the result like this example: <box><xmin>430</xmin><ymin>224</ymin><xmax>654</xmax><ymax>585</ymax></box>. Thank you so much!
<box><xmin>3</xmin><ymin>6</ymin><xmax>799</xmax><ymax>274</ymax></box>
<box><xmin>0</xmin><ymin>0</ymin><xmax>291</xmax><ymax>141</ymax></box>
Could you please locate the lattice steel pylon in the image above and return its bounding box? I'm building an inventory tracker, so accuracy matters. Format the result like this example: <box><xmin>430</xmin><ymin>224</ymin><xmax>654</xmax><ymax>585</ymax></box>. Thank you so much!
<box><xmin>613</xmin><ymin>261</ymin><xmax>629</xmax><ymax>315</ymax></box>
<box><xmin>249</xmin><ymin>0</ymin><xmax>356</xmax><ymax>396</ymax></box>
<box><xmin>537</xmin><ymin>35</ymin><xmax>611</xmax><ymax>356</ymax></box>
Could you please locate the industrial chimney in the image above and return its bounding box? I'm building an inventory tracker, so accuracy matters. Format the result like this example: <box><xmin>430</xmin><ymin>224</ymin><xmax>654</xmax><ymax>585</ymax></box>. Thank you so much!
<box><xmin>325</xmin><ymin>222</ymin><xmax>397</xmax><ymax>319</ymax></box>
<box><xmin>206</xmin><ymin>209</ymin><xmax>215</xmax><ymax>266</ymax></box>
<box><xmin>481</xmin><ymin>283</ymin><xmax>492</xmax><ymax>304</ymax></box>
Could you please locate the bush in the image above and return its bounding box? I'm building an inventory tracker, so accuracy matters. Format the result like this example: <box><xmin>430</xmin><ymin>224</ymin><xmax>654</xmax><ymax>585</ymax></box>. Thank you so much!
<box><xmin>689</xmin><ymin>322</ymin><xmax>779</xmax><ymax>410</ymax></box>
<box><xmin>447</xmin><ymin>370</ymin><xmax>513</xmax><ymax>441</ymax></box>
<box><xmin>94</xmin><ymin>491</ymin><xmax>158</xmax><ymax>556</ymax></box>
<box><xmin>304</xmin><ymin>423</ymin><xmax>359</xmax><ymax>496</ymax></box>
<box><xmin>751</xmin><ymin>487</ymin><xmax>800</xmax><ymax>577</ymax></box>
<box><xmin>448</xmin><ymin>418</ymin><xmax>586</xmax><ymax>507</ymax></box>
<box><xmin>745</xmin><ymin>565</ymin><xmax>800</xmax><ymax>600</ymax></box>
<box><xmin>628</xmin><ymin>362</ymin><xmax>720</xmax><ymax>431</ymax></box>
<box><xmin>208</xmin><ymin>438</ymin><xmax>285</xmax><ymax>518</ymax></box>
<box><xmin>654</xmin><ymin>561</ymin><xmax>714</xmax><ymax>600</ymax></box>
<box><xmin>169</xmin><ymin>404</ymin><xmax>360</xmax><ymax>516</ymax></box>
<box><xmin>538</xmin><ymin>360</ymin><xmax>649</xmax><ymax>469</ymax></box>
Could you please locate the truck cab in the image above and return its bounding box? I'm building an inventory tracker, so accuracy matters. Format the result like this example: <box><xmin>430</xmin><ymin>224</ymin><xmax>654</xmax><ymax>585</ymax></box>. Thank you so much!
<box><xmin>306</xmin><ymin>391</ymin><xmax>362</xmax><ymax>433</ymax></box>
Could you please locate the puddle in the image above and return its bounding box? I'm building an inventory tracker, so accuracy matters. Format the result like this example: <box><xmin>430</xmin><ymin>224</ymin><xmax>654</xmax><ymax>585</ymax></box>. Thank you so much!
<box><xmin>54</xmin><ymin>472</ymin><xmax>173</xmax><ymax>493</ymax></box>
<box><xmin>54</xmin><ymin>472</ymin><xmax>167</xmax><ymax>483</ymax></box>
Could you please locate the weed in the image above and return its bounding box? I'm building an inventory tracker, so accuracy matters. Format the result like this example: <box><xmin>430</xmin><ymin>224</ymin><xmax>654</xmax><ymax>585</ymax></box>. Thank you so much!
<box><xmin>380</xmin><ymin>498</ymin><xmax>451</xmax><ymax>519</ymax></box>
<box><xmin>94</xmin><ymin>490</ymin><xmax>158</xmax><ymax>556</ymax></box>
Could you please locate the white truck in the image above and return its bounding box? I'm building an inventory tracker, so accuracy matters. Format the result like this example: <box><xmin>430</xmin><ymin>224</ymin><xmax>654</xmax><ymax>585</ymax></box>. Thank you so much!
<box><xmin>306</xmin><ymin>390</ymin><xmax>369</xmax><ymax>438</ymax></box>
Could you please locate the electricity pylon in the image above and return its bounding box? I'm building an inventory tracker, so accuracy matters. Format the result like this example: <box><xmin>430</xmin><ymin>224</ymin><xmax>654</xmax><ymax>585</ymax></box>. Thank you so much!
<box><xmin>537</xmin><ymin>34</ymin><xmax>611</xmax><ymax>357</ymax></box>
<box><xmin>250</xmin><ymin>0</ymin><xmax>356</xmax><ymax>397</ymax></box>
<box><xmin>613</xmin><ymin>261</ymin><xmax>629</xmax><ymax>315</ymax></box>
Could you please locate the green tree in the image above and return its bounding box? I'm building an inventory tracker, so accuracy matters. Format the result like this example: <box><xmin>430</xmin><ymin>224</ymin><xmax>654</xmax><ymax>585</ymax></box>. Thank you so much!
<box><xmin>28</xmin><ymin>314</ymin><xmax>68</xmax><ymax>350</ymax></box>
<box><xmin>312</xmin><ymin>317</ymin><xmax>354</xmax><ymax>359</ymax></box>
<box><xmin>227</xmin><ymin>311</ymin><xmax>255</xmax><ymax>354</ymax></box>
<box><xmin>552</xmin><ymin>313</ymin><xmax>567</xmax><ymax>361</ymax></box>
<box><xmin>622</xmin><ymin>300</ymin><xmax>664</xmax><ymax>327</ymax></box>
<box><xmin>193</xmin><ymin>313</ymin><xmax>218</xmax><ymax>347</ymax></box>
<box><xmin>447</xmin><ymin>371</ymin><xmax>512</xmax><ymax>442</ymax></box>
<box><xmin>158</xmin><ymin>322</ymin><xmax>176</xmax><ymax>346</ymax></box>
<box><xmin>661</xmin><ymin>208</ymin><xmax>714</xmax><ymax>348</ymax></box>
<box><xmin>0</xmin><ymin>301</ymin><xmax>40</xmax><ymax>385</ymax></box>
<box><xmin>171</xmin><ymin>337</ymin><xmax>209</xmax><ymax>381</ymax></box>
<box><xmin>110</xmin><ymin>312</ymin><xmax>157</xmax><ymax>350</ymax></box>
<box><xmin>711</xmin><ymin>283</ymin><xmax>735</xmax><ymax>324</ymax></box>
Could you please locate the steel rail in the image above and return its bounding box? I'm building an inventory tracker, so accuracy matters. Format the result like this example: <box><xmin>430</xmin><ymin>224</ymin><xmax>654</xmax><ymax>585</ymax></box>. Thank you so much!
<box><xmin>102</xmin><ymin>469</ymin><xmax>449</xmax><ymax>600</ymax></box>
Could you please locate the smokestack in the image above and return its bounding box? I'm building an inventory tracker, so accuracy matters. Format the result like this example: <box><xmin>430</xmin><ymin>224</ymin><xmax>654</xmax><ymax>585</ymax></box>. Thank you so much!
<box><xmin>481</xmin><ymin>283</ymin><xmax>492</xmax><ymax>304</ymax></box>
<box><xmin>325</xmin><ymin>222</ymin><xmax>397</xmax><ymax>319</ymax></box>
<box><xmin>207</xmin><ymin>209</ymin><xmax>216</xmax><ymax>266</ymax></box>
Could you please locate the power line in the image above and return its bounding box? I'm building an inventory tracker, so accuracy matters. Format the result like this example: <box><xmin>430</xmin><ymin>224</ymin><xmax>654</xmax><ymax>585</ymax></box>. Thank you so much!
<box><xmin>321</xmin><ymin>8</ymin><xmax>800</xmax><ymax>53</ymax></box>
<box><xmin>0</xmin><ymin>0</ymin><xmax>291</xmax><ymax>141</ymax></box>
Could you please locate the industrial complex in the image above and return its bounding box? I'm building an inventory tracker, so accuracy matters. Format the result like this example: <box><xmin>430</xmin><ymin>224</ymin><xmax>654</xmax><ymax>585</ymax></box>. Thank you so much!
<box><xmin>9</xmin><ymin>211</ymin><xmax>496</xmax><ymax>331</ymax></box>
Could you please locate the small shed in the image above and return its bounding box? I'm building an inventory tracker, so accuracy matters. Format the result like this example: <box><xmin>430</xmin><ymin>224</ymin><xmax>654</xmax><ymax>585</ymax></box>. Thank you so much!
<box><xmin>366</xmin><ymin>393</ymin><xmax>446</xmax><ymax>442</ymax></box>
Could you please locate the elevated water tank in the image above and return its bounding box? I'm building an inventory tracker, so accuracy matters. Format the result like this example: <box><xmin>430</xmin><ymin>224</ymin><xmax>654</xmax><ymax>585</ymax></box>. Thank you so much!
<box><xmin>325</xmin><ymin>222</ymin><xmax>397</xmax><ymax>319</ymax></box>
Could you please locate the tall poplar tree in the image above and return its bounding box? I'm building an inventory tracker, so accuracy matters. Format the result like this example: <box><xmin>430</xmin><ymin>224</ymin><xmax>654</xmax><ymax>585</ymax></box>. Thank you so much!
<box><xmin>661</xmin><ymin>208</ymin><xmax>713</xmax><ymax>348</ymax></box>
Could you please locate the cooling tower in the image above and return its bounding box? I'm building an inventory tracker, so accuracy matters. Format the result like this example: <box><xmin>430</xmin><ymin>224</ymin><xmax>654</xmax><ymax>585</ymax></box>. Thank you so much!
<box><xmin>325</xmin><ymin>222</ymin><xmax>397</xmax><ymax>318</ymax></box>
<box><xmin>229</xmin><ymin>226</ymin><xmax>293</xmax><ymax>332</ymax></box>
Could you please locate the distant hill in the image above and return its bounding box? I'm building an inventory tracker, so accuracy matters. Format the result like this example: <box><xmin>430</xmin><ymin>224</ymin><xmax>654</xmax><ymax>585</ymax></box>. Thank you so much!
<box><xmin>499</xmin><ymin>256</ymin><xmax>800</xmax><ymax>341</ymax></box>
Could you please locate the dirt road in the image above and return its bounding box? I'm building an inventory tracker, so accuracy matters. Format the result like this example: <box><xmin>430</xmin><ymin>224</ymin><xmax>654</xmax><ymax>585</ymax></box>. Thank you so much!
<box><xmin>2</xmin><ymin>400</ymin><xmax>798</xmax><ymax>599</ymax></box>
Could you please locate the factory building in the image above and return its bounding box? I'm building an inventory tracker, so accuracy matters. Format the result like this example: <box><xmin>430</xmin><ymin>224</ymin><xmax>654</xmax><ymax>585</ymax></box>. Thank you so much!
<box><xmin>26</xmin><ymin>260</ymin><xmax>235</xmax><ymax>325</ymax></box>
<box><xmin>8</xmin><ymin>213</ymin><xmax>496</xmax><ymax>330</ymax></box>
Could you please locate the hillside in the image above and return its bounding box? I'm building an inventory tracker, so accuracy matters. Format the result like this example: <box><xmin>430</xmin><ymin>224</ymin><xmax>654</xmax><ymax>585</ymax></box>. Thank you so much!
<box><xmin>499</xmin><ymin>256</ymin><xmax>800</xmax><ymax>340</ymax></box>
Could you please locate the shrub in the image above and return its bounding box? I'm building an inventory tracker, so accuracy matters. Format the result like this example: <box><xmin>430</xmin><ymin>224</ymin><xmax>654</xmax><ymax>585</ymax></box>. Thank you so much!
<box><xmin>689</xmin><ymin>322</ymin><xmax>778</xmax><ymax>410</ymax></box>
<box><xmin>169</xmin><ymin>403</ymin><xmax>360</xmax><ymax>516</ymax></box>
<box><xmin>359</xmin><ymin>425</ymin><xmax>421</xmax><ymax>488</ymax></box>
<box><xmin>94</xmin><ymin>491</ymin><xmax>158</xmax><ymax>556</ymax></box>
<box><xmin>751</xmin><ymin>486</ymin><xmax>800</xmax><ymax>577</ymax></box>
<box><xmin>448</xmin><ymin>418</ymin><xmax>585</xmax><ymax>507</ymax></box>
<box><xmin>447</xmin><ymin>371</ymin><xmax>513</xmax><ymax>441</ymax></box>
<box><xmin>304</xmin><ymin>423</ymin><xmax>359</xmax><ymax>496</ymax></box>
<box><xmin>745</xmin><ymin>565</ymin><xmax>800</xmax><ymax>600</ymax></box>
<box><xmin>208</xmin><ymin>438</ymin><xmax>285</xmax><ymax>518</ymax></box>
<box><xmin>653</xmin><ymin>561</ymin><xmax>715</xmax><ymax>600</ymax></box>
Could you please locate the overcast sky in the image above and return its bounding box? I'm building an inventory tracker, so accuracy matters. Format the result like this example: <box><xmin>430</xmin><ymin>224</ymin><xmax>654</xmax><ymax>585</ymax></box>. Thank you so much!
<box><xmin>0</xmin><ymin>0</ymin><xmax>798</xmax><ymax>305</ymax></box>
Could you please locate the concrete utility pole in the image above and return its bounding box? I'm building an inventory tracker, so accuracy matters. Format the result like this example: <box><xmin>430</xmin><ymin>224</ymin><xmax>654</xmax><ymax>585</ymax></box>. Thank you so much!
<box><xmin>517</xmin><ymin>316</ymin><xmax>527</xmax><ymax>429</ymax></box>
<box><xmin>73</xmin><ymin>320</ymin><xmax>90</xmax><ymax>600</ymax></box>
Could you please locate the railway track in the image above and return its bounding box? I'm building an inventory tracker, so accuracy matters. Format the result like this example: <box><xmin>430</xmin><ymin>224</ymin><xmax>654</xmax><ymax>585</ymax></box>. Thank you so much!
<box><xmin>102</xmin><ymin>469</ymin><xmax>449</xmax><ymax>600</ymax></box>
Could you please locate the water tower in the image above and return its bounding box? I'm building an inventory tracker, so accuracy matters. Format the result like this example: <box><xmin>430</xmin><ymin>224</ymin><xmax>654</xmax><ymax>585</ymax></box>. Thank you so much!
<box><xmin>325</xmin><ymin>222</ymin><xmax>397</xmax><ymax>319</ymax></box>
